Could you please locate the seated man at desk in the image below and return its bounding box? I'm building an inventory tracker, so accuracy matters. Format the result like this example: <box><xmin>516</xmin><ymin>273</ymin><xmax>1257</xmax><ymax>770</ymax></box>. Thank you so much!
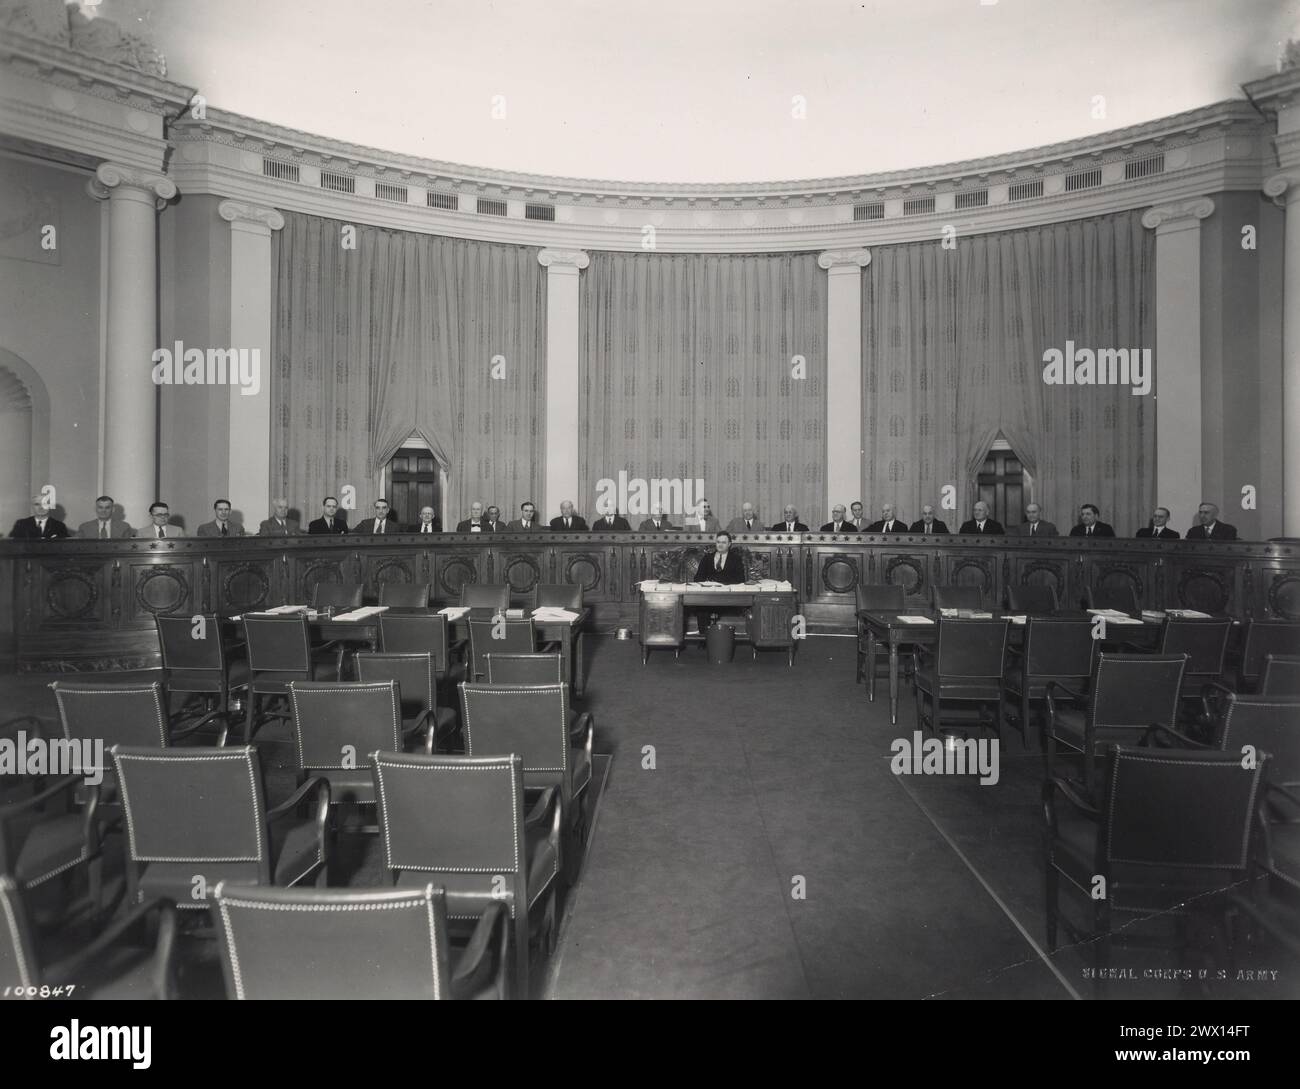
<box><xmin>689</xmin><ymin>530</ymin><xmax>747</xmax><ymax>635</ymax></box>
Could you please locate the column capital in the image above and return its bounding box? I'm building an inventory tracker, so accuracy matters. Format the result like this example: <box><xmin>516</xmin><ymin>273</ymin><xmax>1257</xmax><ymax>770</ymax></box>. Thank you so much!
<box><xmin>87</xmin><ymin>162</ymin><xmax>177</xmax><ymax>205</ymax></box>
<box><xmin>817</xmin><ymin>248</ymin><xmax>871</xmax><ymax>271</ymax></box>
<box><xmin>1141</xmin><ymin>197</ymin><xmax>1214</xmax><ymax>232</ymax></box>
<box><xmin>218</xmin><ymin>199</ymin><xmax>286</xmax><ymax>233</ymax></box>
<box><xmin>538</xmin><ymin>248</ymin><xmax>590</xmax><ymax>271</ymax></box>
<box><xmin>1264</xmin><ymin>172</ymin><xmax>1300</xmax><ymax>206</ymax></box>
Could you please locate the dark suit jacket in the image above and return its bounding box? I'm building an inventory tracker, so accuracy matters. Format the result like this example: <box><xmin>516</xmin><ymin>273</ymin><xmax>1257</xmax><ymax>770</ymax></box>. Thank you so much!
<box><xmin>548</xmin><ymin>516</ymin><xmax>588</xmax><ymax>532</ymax></box>
<box><xmin>456</xmin><ymin>519</ymin><xmax>494</xmax><ymax>533</ymax></box>
<box><xmin>1009</xmin><ymin>521</ymin><xmax>1058</xmax><ymax>537</ymax></box>
<box><xmin>1069</xmin><ymin>522</ymin><xmax>1116</xmax><ymax>538</ymax></box>
<box><xmin>694</xmin><ymin>550</ymin><xmax>746</xmax><ymax>585</ymax></box>
<box><xmin>771</xmin><ymin>521</ymin><xmax>810</xmax><ymax>532</ymax></box>
<box><xmin>591</xmin><ymin>516</ymin><xmax>632</xmax><ymax>532</ymax></box>
<box><xmin>258</xmin><ymin>518</ymin><xmax>300</xmax><ymax>536</ymax></box>
<box><xmin>196</xmin><ymin>520</ymin><xmax>245</xmax><ymax>537</ymax></box>
<box><xmin>958</xmin><ymin>519</ymin><xmax>1005</xmax><ymax>535</ymax></box>
<box><xmin>354</xmin><ymin>518</ymin><xmax>402</xmax><ymax>535</ymax></box>
<box><xmin>76</xmin><ymin>519</ymin><xmax>134</xmax><ymax>539</ymax></box>
<box><xmin>1136</xmin><ymin>526</ymin><xmax>1180</xmax><ymax>539</ymax></box>
<box><xmin>308</xmin><ymin>516</ymin><xmax>349</xmax><ymax>535</ymax></box>
<box><xmin>820</xmin><ymin>521</ymin><xmax>858</xmax><ymax>533</ymax></box>
<box><xmin>908</xmin><ymin>519</ymin><xmax>950</xmax><ymax>535</ymax></box>
<box><xmin>1186</xmin><ymin>522</ymin><xmax>1238</xmax><ymax>541</ymax></box>
<box><xmin>10</xmin><ymin>516</ymin><xmax>69</xmax><ymax>540</ymax></box>
<box><xmin>412</xmin><ymin>520</ymin><xmax>442</xmax><ymax>535</ymax></box>
<box><xmin>864</xmin><ymin>519</ymin><xmax>906</xmax><ymax>534</ymax></box>
<box><xmin>638</xmin><ymin>518</ymin><xmax>676</xmax><ymax>531</ymax></box>
<box><xmin>506</xmin><ymin>519</ymin><xmax>540</xmax><ymax>532</ymax></box>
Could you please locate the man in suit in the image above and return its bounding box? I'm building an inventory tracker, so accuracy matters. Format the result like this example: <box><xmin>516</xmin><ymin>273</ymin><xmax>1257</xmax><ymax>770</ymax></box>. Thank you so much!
<box><xmin>485</xmin><ymin>506</ymin><xmax>505</xmax><ymax>533</ymax></box>
<box><xmin>772</xmin><ymin>505</ymin><xmax>809</xmax><ymax>532</ymax></box>
<box><xmin>355</xmin><ymin>498</ymin><xmax>399</xmax><ymax>535</ymax></box>
<box><xmin>591</xmin><ymin>501</ymin><xmax>631</xmax><ymax>531</ymax></box>
<box><xmin>196</xmin><ymin>499</ymin><xmax>245</xmax><ymax>537</ymax></box>
<box><xmin>849</xmin><ymin>502</ymin><xmax>865</xmax><ymax>531</ymax></box>
<box><xmin>1009</xmin><ymin>503</ymin><xmax>1057</xmax><ymax>538</ymax></box>
<box><xmin>549</xmin><ymin>500</ymin><xmax>588</xmax><ymax>532</ymax></box>
<box><xmin>695</xmin><ymin>531</ymin><xmax>746</xmax><ymax>584</ymax></box>
<box><xmin>457</xmin><ymin>502</ymin><xmax>492</xmax><ymax>533</ymax></box>
<box><xmin>10</xmin><ymin>495</ymin><xmax>69</xmax><ymax>539</ymax></box>
<box><xmin>865</xmin><ymin>504</ymin><xmax>905</xmax><ymax>534</ymax></box>
<box><xmin>143</xmin><ymin>502</ymin><xmax>175</xmax><ymax>540</ymax></box>
<box><xmin>308</xmin><ymin>497</ymin><xmax>349</xmax><ymax>535</ymax></box>
<box><xmin>820</xmin><ymin>505</ymin><xmax>856</xmax><ymax>534</ymax></box>
<box><xmin>689</xmin><ymin>499</ymin><xmax>721</xmax><ymax>534</ymax></box>
<box><xmin>909</xmin><ymin>504</ymin><xmax>949</xmax><ymax>535</ymax></box>
<box><xmin>507</xmin><ymin>501</ymin><xmax>540</xmax><ymax>531</ymax></box>
<box><xmin>413</xmin><ymin>506</ymin><xmax>441</xmax><ymax>534</ymax></box>
<box><xmin>1136</xmin><ymin>506</ymin><xmax>1180</xmax><ymax>539</ymax></box>
<box><xmin>1186</xmin><ymin>502</ymin><xmax>1238</xmax><ymax>541</ymax></box>
<box><xmin>726</xmin><ymin>502</ymin><xmax>762</xmax><ymax>535</ymax></box>
<box><xmin>1069</xmin><ymin>503</ymin><xmax>1115</xmax><ymax>538</ymax></box>
<box><xmin>258</xmin><ymin>497</ymin><xmax>300</xmax><ymax>536</ymax></box>
<box><xmin>77</xmin><ymin>495</ymin><xmax>133</xmax><ymax>539</ymax></box>
<box><xmin>959</xmin><ymin>501</ymin><xmax>1004</xmax><ymax>535</ymax></box>
<box><xmin>639</xmin><ymin>504</ymin><xmax>675</xmax><ymax>531</ymax></box>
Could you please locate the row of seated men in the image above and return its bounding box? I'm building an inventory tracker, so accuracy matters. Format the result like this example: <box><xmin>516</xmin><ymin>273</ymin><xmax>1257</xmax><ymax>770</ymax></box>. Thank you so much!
<box><xmin>9</xmin><ymin>493</ymin><xmax>1241</xmax><ymax>541</ymax></box>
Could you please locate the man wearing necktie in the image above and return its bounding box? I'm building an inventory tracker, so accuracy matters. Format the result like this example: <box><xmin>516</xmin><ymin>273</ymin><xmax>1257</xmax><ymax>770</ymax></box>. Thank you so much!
<box><xmin>638</xmin><ymin>504</ymin><xmax>676</xmax><ymax>531</ymax></box>
<box><xmin>257</xmin><ymin>497</ymin><xmax>301</xmax><ymax>536</ymax></box>
<box><xmin>908</xmin><ymin>504</ymin><xmax>950</xmax><ymax>535</ymax></box>
<box><xmin>77</xmin><ymin>495</ymin><xmax>134</xmax><ymax>539</ymax></box>
<box><xmin>1068</xmin><ymin>503</ymin><xmax>1115</xmax><ymax>538</ymax></box>
<box><xmin>308</xmin><ymin>497</ymin><xmax>350</xmax><ymax>535</ymax></box>
<box><xmin>591</xmin><ymin>501</ymin><xmax>631</xmax><ymax>531</ymax></box>
<box><xmin>356</xmin><ymin>499</ymin><xmax>396</xmax><ymax>535</ymax></box>
<box><xmin>958</xmin><ymin>501</ymin><xmax>1005</xmax><ymax>535</ymax></box>
<box><xmin>146</xmin><ymin>502</ymin><xmax>172</xmax><ymax>540</ymax></box>
<box><xmin>415</xmin><ymin>506</ymin><xmax>441</xmax><ymax>533</ymax></box>
<box><xmin>1010</xmin><ymin>503</ymin><xmax>1058</xmax><ymax>538</ymax></box>
<box><xmin>820</xmin><ymin>504</ymin><xmax>857</xmax><ymax>533</ymax></box>
<box><xmin>726</xmin><ymin>502</ymin><xmax>760</xmax><ymax>534</ymax></box>
<box><xmin>196</xmin><ymin>499</ymin><xmax>245</xmax><ymax>537</ymax></box>
<box><xmin>548</xmin><ymin>500</ymin><xmax>589</xmax><ymax>532</ymax></box>
<box><xmin>770</xmin><ymin>505</ymin><xmax>809</xmax><ymax>532</ymax></box>
<box><xmin>865</xmin><ymin>503</ymin><xmax>905</xmax><ymax>533</ymax></box>
<box><xmin>508</xmin><ymin>501</ymin><xmax>540</xmax><ymax>531</ymax></box>
<box><xmin>10</xmin><ymin>495</ymin><xmax>70</xmax><ymax>539</ymax></box>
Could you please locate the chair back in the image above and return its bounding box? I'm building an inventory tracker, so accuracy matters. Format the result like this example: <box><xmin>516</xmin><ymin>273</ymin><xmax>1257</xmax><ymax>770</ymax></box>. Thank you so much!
<box><xmin>156</xmin><ymin>613</ymin><xmax>226</xmax><ymax>675</ymax></box>
<box><xmin>287</xmin><ymin>681</ymin><xmax>402</xmax><ymax>791</ymax></box>
<box><xmin>372</xmin><ymin>753</ymin><xmax>525</xmax><ymax>904</ymax></box>
<box><xmin>1214</xmin><ymin>693</ymin><xmax>1300</xmax><ymax>789</ymax></box>
<box><xmin>1088</xmin><ymin>653</ymin><xmax>1186</xmax><ymax>732</ymax></box>
<box><xmin>460</xmin><ymin>583</ymin><xmax>510</xmax><ymax>611</ymax></box>
<box><xmin>934</xmin><ymin>619</ymin><xmax>1008</xmax><ymax>678</ymax></box>
<box><xmin>467</xmin><ymin>617</ymin><xmax>536</xmax><ymax>680</ymax></box>
<box><xmin>214</xmin><ymin>882</ymin><xmax>453</xmax><ymax>999</ymax></box>
<box><xmin>1086</xmin><ymin>584</ymin><xmax>1140</xmax><ymax>615</ymax></box>
<box><xmin>1007</xmin><ymin>583</ymin><xmax>1059</xmax><ymax>613</ymax></box>
<box><xmin>1021</xmin><ymin>617</ymin><xmax>1095</xmax><ymax>679</ymax></box>
<box><xmin>354</xmin><ymin>653</ymin><xmax>439</xmax><ymax>725</ymax></box>
<box><xmin>1238</xmin><ymin>621</ymin><xmax>1300</xmax><ymax>686</ymax></box>
<box><xmin>461</xmin><ymin>683</ymin><xmax>573</xmax><ymax>798</ymax></box>
<box><xmin>52</xmin><ymin>682</ymin><xmax>170</xmax><ymax>763</ymax></box>
<box><xmin>312</xmin><ymin>582</ymin><xmax>364</xmax><ymax>610</ymax></box>
<box><xmin>485</xmin><ymin>653</ymin><xmax>566</xmax><ymax>685</ymax></box>
<box><xmin>932</xmin><ymin>584</ymin><xmax>984</xmax><ymax>610</ymax></box>
<box><xmin>1159</xmin><ymin>616</ymin><xmax>1232</xmax><ymax>680</ymax></box>
<box><xmin>242</xmin><ymin>614</ymin><xmax>313</xmax><ymax>675</ymax></box>
<box><xmin>378</xmin><ymin>612</ymin><xmax>453</xmax><ymax>672</ymax></box>
<box><xmin>535</xmin><ymin>584</ymin><xmax>583</xmax><ymax>610</ymax></box>
<box><xmin>379</xmin><ymin>582</ymin><xmax>431</xmax><ymax>607</ymax></box>
<box><xmin>1262</xmin><ymin>654</ymin><xmax>1300</xmax><ymax>697</ymax></box>
<box><xmin>0</xmin><ymin>875</ymin><xmax>40</xmax><ymax>991</ymax></box>
<box><xmin>1103</xmin><ymin>746</ymin><xmax>1264</xmax><ymax>877</ymax></box>
<box><xmin>856</xmin><ymin>583</ymin><xmax>905</xmax><ymax>613</ymax></box>
<box><xmin>113</xmin><ymin>745</ymin><xmax>271</xmax><ymax>881</ymax></box>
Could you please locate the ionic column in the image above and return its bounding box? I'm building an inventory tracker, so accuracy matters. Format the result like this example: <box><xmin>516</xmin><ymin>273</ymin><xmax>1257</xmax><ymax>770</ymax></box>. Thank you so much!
<box><xmin>818</xmin><ymin>248</ymin><xmax>871</xmax><ymax>514</ymax></box>
<box><xmin>1141</xmin><ymin>198</ymin><xmax>1214</xmax><ymax>535</ymax></box>
<box><xmin>538</xmin><ymin>248</ymin><xmax>589</xmax><ymax>517</ymax></box>
<box><xmin>1265</xmin><ymin>174</ymin><xmax>1300</xmax><ymax>536</ymax></box>
<box><xmin>218</xmin><ymin>200</ymin><xmax>285</xmax><ymax>524</ymax></box>
<box><xmin>87</xmin><ymin>163</ymin><xmax>176</xmax><ymax>526</ymax></box>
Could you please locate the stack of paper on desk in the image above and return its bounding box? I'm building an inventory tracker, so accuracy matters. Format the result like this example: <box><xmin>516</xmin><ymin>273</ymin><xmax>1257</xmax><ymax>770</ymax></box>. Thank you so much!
<box><xmin>531</xmin><ymin>607</ymin><xmax>580</xmax><ymax>622</ymax></box>
<box><xmin>894</xmin><ymin>615</ymin><xmax>935</xmax><ymax>625</ymax></box>
<box><xmin>1166</xmin><ymin>608</ymin><xmax>1212</xmax><ymax>619</ymax></box>
<box><xmin>265</xmin><ymin>604</ymin><xmax>308</xmax><ymax>614</ymax></box>
<box><xmin>437</xmin><ymin>606</ymin><xmax>471</xmax><ymax>620</ymax></box>
<box><xmin>332</xmin><ymin>606</ymin><xmax>389</xmax><ymax>622</ymax></box>
<box><xmin>1088</xmin><ymin>608</ymin><xmax>1144</xmax><ymax>625</ymax></box>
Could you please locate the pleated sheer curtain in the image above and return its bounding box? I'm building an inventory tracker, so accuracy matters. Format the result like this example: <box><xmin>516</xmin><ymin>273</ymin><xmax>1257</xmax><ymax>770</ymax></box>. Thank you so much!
<box><xmin>862</xmin><ymin>209</ymin><xmax>1154</xmax><ymax>530</ymax></box>
<box><xmin>579</xmin><ymin>251</ymin><xmax>826</xmax><ymax>525</ymax></box>
<box><xmin>272</xmin><ymin>214</ymin><xmax>546</xmax><ymax>522</ymax></box>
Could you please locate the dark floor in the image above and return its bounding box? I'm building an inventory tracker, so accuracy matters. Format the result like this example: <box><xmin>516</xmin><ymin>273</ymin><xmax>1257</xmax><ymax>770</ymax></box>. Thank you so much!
<box><xmin>5</xmin><ymin>637</ymin><xmax>1297</xmax><ymax>1000</ymax></box>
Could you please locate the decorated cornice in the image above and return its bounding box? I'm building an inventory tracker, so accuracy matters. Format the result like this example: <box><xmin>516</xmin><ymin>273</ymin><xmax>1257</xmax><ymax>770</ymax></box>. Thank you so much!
<box><xmin>817</xmin><ymin>248</ymin><xmax>871</xmax><ymax>270</ymax></box>
<box><xmin>1140</xmin><ymin>197</ymin><xmax>1215</xmax><ymax>230</ymax></box>
<box><xmin>1242</xmin><ymin>66</ymin><xmax>1300</xmax><ymax>114</ymax></box>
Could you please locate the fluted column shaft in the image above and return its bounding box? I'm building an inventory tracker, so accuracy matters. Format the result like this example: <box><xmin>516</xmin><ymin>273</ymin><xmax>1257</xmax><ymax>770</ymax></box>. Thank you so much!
<box><xmin>819</xmin><ymin>249</ymin><xmax>871</xmax><ymax>514</ymax></box>
<box><xmin>539</xmin><ymin>249</ymin><xmax>589</xmax><ymax>517</ymax></box>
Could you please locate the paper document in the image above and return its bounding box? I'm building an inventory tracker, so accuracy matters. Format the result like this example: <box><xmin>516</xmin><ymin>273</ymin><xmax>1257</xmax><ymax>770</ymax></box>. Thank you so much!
<box><xmin>438</xmin><ymin>606</ymin><xmax>471</xmax><ymax>619</ymax></box>
<box><xmin>1166</xmin><ymin>609</ymin><xmax>1212</xmax><ymax>619</ymax></box>
<box><xmin>532</xmin><ymin>607</ymin><xmax>580</xmax><ymax>622</ymax></box>
<box><xmin>894</xmin><ymin>615</ymin><xmax>935</xmax><ymax>625</ymax></box>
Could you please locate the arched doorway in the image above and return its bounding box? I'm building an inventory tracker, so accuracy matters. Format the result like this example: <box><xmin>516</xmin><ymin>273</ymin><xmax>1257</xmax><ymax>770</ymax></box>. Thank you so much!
<box><xmin>383</xmin><ymin>433</ymin><xmax>445</xmax><ymax>528</ymax></box>
<box><xmin>0</xmin><ymin>351</ymin><xmax>50</xmax><ymax>534</ymax></box>
<box><xmin>976</xmin><ymin>434</ymin><xmax>1034</xmax><ymax>526</ymax></box>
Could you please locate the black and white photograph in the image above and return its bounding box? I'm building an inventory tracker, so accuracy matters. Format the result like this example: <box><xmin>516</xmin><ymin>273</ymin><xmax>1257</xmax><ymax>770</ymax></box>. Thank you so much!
<box><xmin>0</xmin><ymin>0</ymin><xmax>1298</xmax><ymax>1044</ymax></box>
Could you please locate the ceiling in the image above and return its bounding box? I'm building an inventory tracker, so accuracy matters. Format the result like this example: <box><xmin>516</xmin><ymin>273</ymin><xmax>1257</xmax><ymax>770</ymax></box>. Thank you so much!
<box><xmin>79</xmin><ymin>0</ymin><xmax>1299</xmax><ymax>184</ymax></box>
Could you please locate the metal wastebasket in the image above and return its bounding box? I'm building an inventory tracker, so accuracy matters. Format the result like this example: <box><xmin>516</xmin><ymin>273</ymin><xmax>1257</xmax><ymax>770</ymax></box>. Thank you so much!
<box><xmin>706</xmin><ymin>622</ymin><xmax>736</xmax><ymax>664</ymax></box>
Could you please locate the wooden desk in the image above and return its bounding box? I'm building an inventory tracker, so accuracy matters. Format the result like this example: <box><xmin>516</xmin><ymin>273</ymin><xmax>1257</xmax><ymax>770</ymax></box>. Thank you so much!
<box><xmin>638</xmin><ymin>587</ymin><xmax>800</xmax><ymax>664</ymax></box>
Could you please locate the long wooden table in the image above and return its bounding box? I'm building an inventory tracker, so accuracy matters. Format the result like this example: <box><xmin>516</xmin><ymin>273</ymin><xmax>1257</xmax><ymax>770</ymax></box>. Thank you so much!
<box><xmin>2</xmin><ymin>530</ymin><xmax>1296</xmax><ymax>672</ymax></box>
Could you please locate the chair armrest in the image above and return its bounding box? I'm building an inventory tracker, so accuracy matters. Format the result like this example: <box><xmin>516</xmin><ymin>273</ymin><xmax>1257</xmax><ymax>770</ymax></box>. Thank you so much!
<box><xmin>45</xmin><ymin>897</ymin><xmax>178</xmax><ymax>998</ymax></box>
<box><xmin>266</xmin><ymin>775</ymin><xmax>330</xmax><ymax>822</ymax></box>
<box><xmin>168</xmin><ymin>708</ymin><xmax>229</xmax><ymax>745</ymax></box>
<box><xmin>524</xmin><ymin>785</ymin><xmax>558</xmax><ymax>831</ymax></box>
<box><xmin>570</xmin><ymin>710</ymin><xmax>594</xmax><ymax>747</ymax></box>
<box><xmin>1141</xmin><ymin>722</ymin><xmax>1212</xmax><ymax>749</ymax></box>
<box><xmin>0</xmin><ymin>774</ymin><xmax>83</xmax><ymax>821</ymax></box>
<box><xmin>1044</xmin><ymin>679</ymin><xmax>1087</xmax><ymax>723</ymax></box>
<box><xmin>452</xmin><ymin>900</ymin><xmax>507</xmax><ymax>998</ymax></box>
<box><xmin>1042</xmin><ymin>774</ymin><xmax>1099</xmax><ymax>839</ymax></box>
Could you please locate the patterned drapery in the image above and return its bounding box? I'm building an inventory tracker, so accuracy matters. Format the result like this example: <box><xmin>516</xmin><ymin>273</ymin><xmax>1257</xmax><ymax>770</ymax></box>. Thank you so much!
<box><xmin>272</xmin><ymin>214</ymin><xmax>545</xmax><ymax>522</ymax></box>
<box><xmin>862</xmin><ymin>210</ymin><xmax>1154</xmax><ymax>531</ymax></box>
<box><xmin>579</xmin><ymin>251</ymin><xmax>826</xmax><ymax>526</ymax></box>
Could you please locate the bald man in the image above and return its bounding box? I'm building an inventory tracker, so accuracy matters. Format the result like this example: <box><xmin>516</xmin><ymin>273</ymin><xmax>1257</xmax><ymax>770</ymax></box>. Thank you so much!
<box><xmin>258</xmin><ymin>498</ymin><xmax>300</xmax><ymax>536</ymax></box>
